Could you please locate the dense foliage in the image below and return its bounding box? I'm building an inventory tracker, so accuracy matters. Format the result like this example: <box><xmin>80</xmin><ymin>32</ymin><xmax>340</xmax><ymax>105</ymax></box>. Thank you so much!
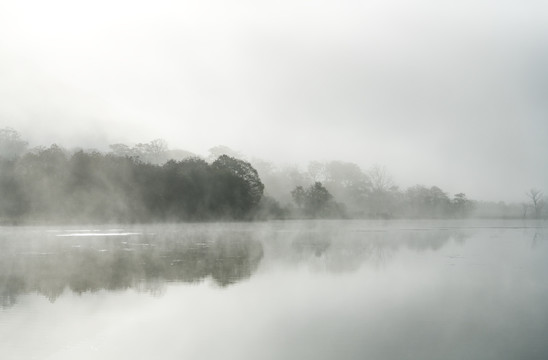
<box><xmin>0</xmin><ymin>146</ymin><xmax>265</xmax><ymax>223</ymax></box>
<box><xmin>291</xmin><ymin>182</ymin><xmax>345</xmax><ymax>218</ymax></box>
<box><xmin>1</xmin><ymin>128</ymin><xmax>542</xmax><ymax>222</ymax></box>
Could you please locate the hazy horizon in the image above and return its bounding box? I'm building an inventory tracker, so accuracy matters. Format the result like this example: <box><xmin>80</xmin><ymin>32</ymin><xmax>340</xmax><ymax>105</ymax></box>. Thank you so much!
<box><xmin>1</xmin><ymin>0</ymin><xmax>547</xmax><ymax>203</ymax></box>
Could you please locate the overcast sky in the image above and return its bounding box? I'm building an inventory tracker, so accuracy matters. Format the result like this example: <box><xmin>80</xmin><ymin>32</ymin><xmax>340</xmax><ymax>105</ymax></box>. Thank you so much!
<box><xmin>0</xmin><ymin>0</ymin><xmax>547</xmax><ymax>202</ymax></box>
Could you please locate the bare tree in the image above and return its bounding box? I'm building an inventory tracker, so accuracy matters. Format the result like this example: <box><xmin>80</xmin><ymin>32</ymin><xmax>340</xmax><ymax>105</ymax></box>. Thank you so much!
<box><xmin>526</xmin><ymin>188</ymin><xmax>544</xmax><ymax>219</ymax></box>
<box><xmin>368</xmin><ymin>165</ymin><xmax>394</xmax><ymax>192</ymax></box>
<box><xmin>367</xmin><ymin>165</ymin><xmax>398</xmax><ymax>218</ymax></box>
<box><xmin>307</xmin><ymin>161</ymin><xmax>326</xmax><ymax>182</ymax></box>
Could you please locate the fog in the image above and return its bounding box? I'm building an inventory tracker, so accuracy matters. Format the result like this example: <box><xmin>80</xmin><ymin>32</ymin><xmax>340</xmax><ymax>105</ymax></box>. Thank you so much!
<box><xmin>0</xmin><ymin>222</ymin><xmax>470</xmax><ymax>306</ymax></box>
<box><xmin>1</xmin><ymin>222</ymin><xmax>547</xmax><ymax>360</ymax></box>
<box><xmin>1</xmin><ymin>0</ymin><xmax>547</xmax><ymax>202</ymax></box>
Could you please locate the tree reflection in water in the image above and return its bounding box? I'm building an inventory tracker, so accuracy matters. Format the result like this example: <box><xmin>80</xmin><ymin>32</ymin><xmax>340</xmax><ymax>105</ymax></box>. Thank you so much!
<box><xmin>284</xmin><ymin>227</ymin><xmax>468</xmax><ymax>272</ymax></box>
<box><xmin>0</xmin><ymin>230</ymin><xmax>264</xmax><ymax>307</ymax></box>
<box><xmin>0</xmin><ymin>224</ymin><xmax>470</xmax><ymax>307</ymax></box>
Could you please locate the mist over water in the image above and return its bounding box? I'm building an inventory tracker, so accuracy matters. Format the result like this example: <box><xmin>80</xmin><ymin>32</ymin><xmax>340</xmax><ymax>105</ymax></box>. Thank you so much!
<box><xmin>1</xmin><ymin>1</ymin><xmax>548</xmax><ymax>359</ymax></box>
<box><xmin>1</xmin><ymin>220</ymin><xmax>547</xmax><ymax>360</ymax></box>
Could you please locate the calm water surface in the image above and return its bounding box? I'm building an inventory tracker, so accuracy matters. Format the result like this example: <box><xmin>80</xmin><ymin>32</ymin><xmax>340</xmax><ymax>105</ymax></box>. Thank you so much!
<box><xmin>1</xmin><ymin>220</ymin><xmax>547</xmax><ymax>360</ymax></box>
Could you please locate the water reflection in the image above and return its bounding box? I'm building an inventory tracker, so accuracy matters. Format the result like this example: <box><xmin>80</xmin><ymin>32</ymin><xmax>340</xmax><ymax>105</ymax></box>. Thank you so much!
<box><xmin>274</xmin><ymin>225</ymin><xmax>469</xmax><ymax>273</ymax></box>
<box><xmin>0</xmin><ymin>229</ymin><xmax>264</xmax><ymax>307</ymax></box>
<box><xmin>0</xmin><ymin>223</ymin><xmax>469</xmax><ymax>306</ymax></box>
<box><xmin>1</xmin><ymin>221</ymin><xmax>547</xmax><ymax>360</ymax></box>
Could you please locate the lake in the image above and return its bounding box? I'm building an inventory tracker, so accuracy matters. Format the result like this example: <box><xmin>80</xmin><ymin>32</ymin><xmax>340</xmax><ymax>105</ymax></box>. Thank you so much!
<box><xmin>1</xmin><ymin>220</ymin><xmax>547</xmax><ymax>360</ymax></box>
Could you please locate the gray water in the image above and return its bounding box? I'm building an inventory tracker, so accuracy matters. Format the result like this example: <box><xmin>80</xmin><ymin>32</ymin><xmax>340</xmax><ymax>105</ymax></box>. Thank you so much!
<box><xmin>1</xmin><ymin>220</ymin><xmax>547</xmax><ymax>360</ymax></box>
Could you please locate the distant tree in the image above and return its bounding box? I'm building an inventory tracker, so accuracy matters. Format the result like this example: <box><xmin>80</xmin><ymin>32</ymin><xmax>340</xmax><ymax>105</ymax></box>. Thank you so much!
<box><xmin>166</xmin><ymin>149</ymin><xmax>197</xmax><ymax>161</ymax></box>
<box><xmin>323</xmin><ymin>161</ymin><xmax>366</xmax><ymax>187</ymax></box>
<box><xmin>110</xmin><ymin>140</ymin><xmax>196</xmax><ymax>164</ymax></box>
<box><xmin>322</xmin><ymin>161</ymin><xmax>371</xmax><ymax>216</ymax></box>
<box><xmin>405</xmin><ymin>185</ymin><xmax>451</xmax><ymax>218</ymax></box>
<box><xmin>0</xmin><ymin>128</ymin><xmax>28</xmax><ymax>159</ymax></box>
<box><xmin>134</xmin><ymin>139</ymin><xmax>169</xmax><ymax>164</ymax></box>
<box><xmin>291</xmin><ymin>182</ymin><xmax>343</xmax><ymax>218</ymax></box>
<box><xmin>208</xmin><ymin>145</ymin><xmax>242</xmax><ymax>161</ymax></box>
<box><xmin>429</xmin><ymin>186</ymin><xmax>451</xmax><ymax>215</ymax></box>
<box><xmin>307</xmin><ymin>161</ymin><xmax>326</xmax><ymax>182</ymax></box>
<box><xmin>367</xmin><ymin>165</ymin><xmax>399</xmax><ymax>218</ymax></box>
<box><xmin>368</xmin><ymin>165</ymin><xmax>394</xmax><ymax>193</ymax></box>
<box><xmin>451</xmin><ymin>193</ymin><xmax>474</xmax><ymax>217</ymax></box>
<box><xmin>291</xmin><ymin>186</ymin><xmax>306</xmax><ymax>210</ymax></box>
<box><xmin>305</xmin><ymin>182</ymin><xmax>333</xmax><ymax>217</ymax></box>
<box><xmin>526</xmin><ymin>189</ymin><xmax>544</xmax><ymax>219</ymax></box>
<box><xmin>109</xmin><ymin>143</ymin><xmax>134</xmax><ymax>158</ymax></box>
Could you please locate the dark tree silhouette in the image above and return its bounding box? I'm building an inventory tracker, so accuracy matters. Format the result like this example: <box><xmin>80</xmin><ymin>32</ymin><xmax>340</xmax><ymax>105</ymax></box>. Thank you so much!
<box><xmin>0</xmin><ymin>129</ymin><xmax>503</xmax><ymax>222</ymax></box>
<box><xmin>212</xmin><ymin>155</ymin><xmax>265</xmax><ymax>216</ymax></box>
<box><xmin>291</xmin><ymin>182</ymin><xmax>342</xmax><ymax>218</ymax></box>
<box><xmin>291</xmin><ymin>186</ymin><xmax>306</xmax><ymax>210</ymax></box>
<box><xmin>0</xmin><ymin>142</ymin><xmax>269</xmax><ymax>223</ymax></box>
<box><xmin>162</xmin><ymin>158</ymin><xmax>213</xmax><ymax>220</ymax></box>
<box><xmin>305</xmin><ymin>182</ymin><xmax>332</xmax><ymax>217</ymax></box>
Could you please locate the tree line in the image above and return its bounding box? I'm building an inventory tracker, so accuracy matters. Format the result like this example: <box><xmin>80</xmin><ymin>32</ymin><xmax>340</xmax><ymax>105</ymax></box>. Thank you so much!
<box><xmin>0</xmin><ymin>129</ymin><xmax>270</xmax><ymax>222</ymax></box>
<box><xmin>0</xmin><ymin>127</ymin><xmax>543</xmax><ymax>222</ymax></box>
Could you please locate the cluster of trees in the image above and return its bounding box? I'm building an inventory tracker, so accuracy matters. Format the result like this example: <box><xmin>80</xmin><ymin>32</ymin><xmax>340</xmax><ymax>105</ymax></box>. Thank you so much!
<box><xmin>0</xmin><ymin>137</ymin><xmax>268</xmax><ymax>222</ymax></box>
<box><xmin>288</xmin><ymin>182</ymin><xmax>476</xmax><ymax>219</ymax></box>
<box><xmin>109</xmin><ymin>139</ymin><xmax>197</xmax><ymax>164</ymax></box>
<box><xmin>257</xmin><ymin>160</ymin><xmax>475</xmax><ymax>219</ymax></box>
<box><xmin>253</xmin><ymin>160</ymin><xmax>478</xmax><ymax>219</ymax></box>
<box><xmin>0</xmin><ymin>127</ymin><xmax>544</xmax><ymax>222</ymax></box>
<box><xmin>291</xmin><ymin>182</ymin><xmax>345</xmax><ymax>218</ymax></box>
<box><xmin>260</xmin><ymin>160</ymin><xmax>543</xmax><ymax>220</ymax></box>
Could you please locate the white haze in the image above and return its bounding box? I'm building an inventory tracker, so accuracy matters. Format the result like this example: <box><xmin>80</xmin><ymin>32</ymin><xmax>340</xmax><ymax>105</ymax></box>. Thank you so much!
<box><xmin>0</xmin><ymin>0</ymin><xmax>547</xmax><ymax>202</ymax></box>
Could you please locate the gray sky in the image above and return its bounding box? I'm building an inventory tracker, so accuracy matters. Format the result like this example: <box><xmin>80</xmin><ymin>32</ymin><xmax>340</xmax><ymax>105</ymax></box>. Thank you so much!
<box><xmin>0</xmin><ymin>0</ymin><xmax>547</xmax><ymax>202</ymax></box>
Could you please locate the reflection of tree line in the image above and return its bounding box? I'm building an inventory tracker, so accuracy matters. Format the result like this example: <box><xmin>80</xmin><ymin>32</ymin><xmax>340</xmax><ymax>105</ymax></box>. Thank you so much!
<box><xmin>0</xmin><ymin>227</ymin><xmax>470</xmax><ymax>307</ymax></box>
<box><xmin>278</xmin><ymin>228</ymin><xmax>469</xmax><ymax>272</ymax></box>
<box><xmin>0</xmin><ymin>128</ymin><xmax>505</xmax><ymax>223</ymax></box>
<box><xmin>0</xmin><ymin>232</ymin><xmax>264</xmax><ymax>307</ymax></box>
<box><xmin>530</xmin><ymin>229</ymin><xmax>548</xmax><ymax>249</ymax></box>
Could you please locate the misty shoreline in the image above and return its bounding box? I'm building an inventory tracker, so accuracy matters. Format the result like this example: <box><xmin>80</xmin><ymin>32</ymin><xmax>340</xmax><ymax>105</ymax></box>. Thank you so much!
<box><xmin>1</xmin><ymin>128</ymin><xmax>545</xmax><ymax>224</ymax></box>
